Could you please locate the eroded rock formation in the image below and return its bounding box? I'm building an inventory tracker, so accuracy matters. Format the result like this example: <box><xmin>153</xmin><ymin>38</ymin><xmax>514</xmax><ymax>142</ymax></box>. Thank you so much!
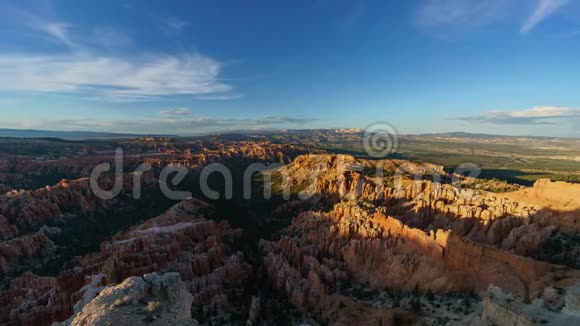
<box><xmin>274</xmin><ymin>155</ymin><xmax>580</xmax><ymax>259</ymax></box>
<box><xmin>0</xmin><ymin>199</ymin><xmax>250</xmax><ymax>326</ymax></box>
<box><xmin>262</xmin><ymin>201</ymin><xmax>578</xmax><ymax>298</ymax></box>
<box><xmin>2</xmin><ymin>152</ymin><xmax>579</xmax><ymax>325</ymax></box>
<box><xmin>261</xmin><ymin>154</ymin><xmax>580</xmax><ymax>323</ymax></box>
<box><xmin>0</xmin><ymin>174</ymin><xmax>156</xmax><ymax>276</ymax></box>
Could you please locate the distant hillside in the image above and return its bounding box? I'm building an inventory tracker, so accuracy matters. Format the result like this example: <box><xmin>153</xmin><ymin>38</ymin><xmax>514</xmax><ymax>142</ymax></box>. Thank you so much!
<box><xmin>0</xmin><ymin>128</ymin><xmax>174</xmax><ymax>140</ymax></box>
<box><xmin>417</xmin><ymin>132</ymin><xmax>506</xmax><ymax>138</ymax></box>
<box><xmin>1</xmin><ymin>128</ymin><xmax>575</xmax><ymax>141</ymax></box>
<box><xmin>415</xmin><ymin>132</ymin><xmax>578</xmax><ymax>140</ymax></box>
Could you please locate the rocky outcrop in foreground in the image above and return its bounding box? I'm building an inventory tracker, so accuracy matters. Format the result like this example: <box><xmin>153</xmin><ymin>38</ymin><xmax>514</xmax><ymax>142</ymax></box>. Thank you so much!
<box><xmin>58</xmin><ymin>272</ymin><xmax>195</xmax><ymax>326</ymax></box>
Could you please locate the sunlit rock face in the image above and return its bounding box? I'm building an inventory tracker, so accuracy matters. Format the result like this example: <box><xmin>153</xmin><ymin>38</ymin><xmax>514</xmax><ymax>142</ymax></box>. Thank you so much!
<box><xmin>262</xmin><ymin>201</ymin><xmax>578</xmax><ymax>295</ymax></box>
<box><xmin>261</xmin><ymin>154</ymin><xmax>580</xmax><ymax>323</ymax></box>
<box><xmin>275</xmin><ymin>154</ymin><xmax>580</xmax><ymax>257</ymax></box>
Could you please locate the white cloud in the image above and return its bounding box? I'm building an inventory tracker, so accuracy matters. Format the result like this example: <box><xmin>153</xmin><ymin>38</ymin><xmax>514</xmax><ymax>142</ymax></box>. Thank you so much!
<box><xmin>416</xmin><ymin>0</ymin><xmax>508</xmax><ymax>27</ymax></box>
<box><xmin>521</xmin><ymin>0</ymin><xmax>569</xmax><ymax>34</ymax></box>
<box><xmin>2</xmin><ymin>8</ymin><xmax>78</xmax><ymax>48</ymax></box>
<box><xmin>417</xmin><ymin>0</ymin><xmax>569</xmax><ymax>34</ymax></box>
<box><xmin>0</xmin><ymin>9</ymin><xmax>236</xmax><ymax>102</ymax></box>
<box><xmin>0</xmin><ymin>53</ymin><xmax>233</xmax><ymax>101</ymax></box>
<box><xmin>255</xmin><ymin>116</ymin><xmax>315</xmax><ymax>126</ymax></box>
<box><xmin>91</xmin><ymin>27</ymin><xmax>133</xmax><ymax>50</ymax></box>
<box><xmin>160</xmin><ymin>108</ymin><xmax>192</xmax><ymax>116</ymax></box>
<box><xmin>459</xmin><ymin>106</ymin><xmax>580</xmax><ymax>124</ymax></box>
<box><xmin>508</xmin><ymin>106</ymin><xmax>580</xmax><ymax>118</ymax></box>
<box><xmin>37</xmin><ymin>21</ymin><xmax>76</xmax><ymax>47</ymax></box>
<box><xmin>165</xmin><ymin>17</ymin><xmax>189</xmax><ymax>32</ymax></box>
<box><xmin>5</xmin><ymin>9</ymin><xmax>133</xmax><ymax>50</ymax></box>
<box><xmin>195</xmin><ymin>93</ymin><xmax>244</xmax><ymax>100</ymax></box>
<box><xmin>7</xmin><ymin>115</ymin><xmax>318</xmax><ymax>135</ymax></box>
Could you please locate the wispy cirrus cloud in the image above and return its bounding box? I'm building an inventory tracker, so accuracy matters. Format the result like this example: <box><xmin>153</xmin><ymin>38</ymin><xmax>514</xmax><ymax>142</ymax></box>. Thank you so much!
<box><xmin>165</xmin><ymin>17</ymin><xmax>189</xmax><ymax>32</ymax></box>
<box><xmin>0</xmin><ymin>54</ymin><xmax>233</xmax><ymax>101</ymax></box>
<box><xmin>91</xmin><ymin>27</ymin><xmax>133</xmax><ymax>50</ymax></box>
<box><xmin>521</xmin><ymin>0</ymin><xmax>569</xmax><ymax>34</ymax></box>
<box><xmin>0</xmin><ymin>8</ymin><xmax>236</xmax><ymax>102</ymax></box>
<box><xmin>255</xmin><ymin>116</ymin><xmax>316</xmax><ymax>126</ymax></box>
<box><xmin>195</xmin><ymin>94</ymin><xmax>244</xmax><ymax>101</ymax></box>
<box><xmin>416</xmin><ymin>0</ymin><xmax>508</xmax><ymax>28</ymax></box>
<box><xmin>458</xmin><ymin>106</ymin><xmax>580</xmax><ymax>124</ymax></box>
<box><xmin>416</xmin><ymin>0</ymin><xmax>569</xmax><ymax>34</ymax></box>
<box><xmin>0</xmin><ymin>6</ymin><xmax>77</xmax><ymax>48</ymax></box>
<box><xmin>6</xmin><ymin>9</ymin><xmax>133</xmax><ymax>51</ymax></box>
<box><xmin>160</xmin><ymin>108</ymin><xmax>193</xmax><ymax>116</ymax></box>
<box><xmin>11</xmin><ymin>114</ymin><xmax>318</xmax><ymax>135</ymax></box>
<box><xmin>35</xmin><ymin>21</ymin><xmax>76</xmax><ymax>47</ymax></box>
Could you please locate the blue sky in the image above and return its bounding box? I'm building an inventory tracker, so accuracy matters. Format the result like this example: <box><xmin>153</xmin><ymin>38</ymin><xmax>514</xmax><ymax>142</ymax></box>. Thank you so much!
<box><xmin>1</xmin><ymin>0</ymin><xmax>580</xmax><ymax>137</ymax></box>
